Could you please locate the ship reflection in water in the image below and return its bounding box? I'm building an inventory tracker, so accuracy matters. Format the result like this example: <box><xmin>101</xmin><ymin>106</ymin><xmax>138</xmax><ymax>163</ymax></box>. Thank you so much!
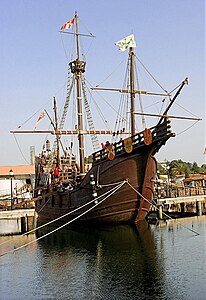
<box><xmin>1</xmin><ymin>217</ymin><xmax>205</xmax><ymax>300</ymax></box>
<box><xmin>36</xmin><ymin>220</ymin><xmax>165</xmax><ymax>300</ymax></box>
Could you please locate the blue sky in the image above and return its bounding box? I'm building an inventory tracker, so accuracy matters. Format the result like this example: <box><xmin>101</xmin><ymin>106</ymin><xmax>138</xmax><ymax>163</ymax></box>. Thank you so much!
<box><xmin>0</xmin><ymin>0</ymin><xmax>205</xmax><ymax>166</ymax></box>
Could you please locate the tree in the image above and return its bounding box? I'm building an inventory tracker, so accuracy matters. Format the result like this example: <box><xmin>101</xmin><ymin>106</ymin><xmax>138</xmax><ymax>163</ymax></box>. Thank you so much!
<box><xmin>157</xmin><ymin>160</ymin><xmax>206</xmax><ymax>176</ymax></box>
<box><xmin>84</xmin><ymin>155</ymin><xmax>93</xmax><ymax>163</ymax></box>
<box><xmin>183</xmin><ymin>164</ymin><xmax>190</xmax><ymax>178</ymax></box>
<box><xmin>191</xmin><ymin>162</ymin><xmax>200</xmax><ymax>174</ymax></box>
<box><xmin>200</xmin><ymin>164</ymin><xmax>206</xmax><ymax>173</ymax></box>
<box><xmin>170</xmin><ymin>160</ymin><xmax>185</xmax><ymax>176</ymax></box>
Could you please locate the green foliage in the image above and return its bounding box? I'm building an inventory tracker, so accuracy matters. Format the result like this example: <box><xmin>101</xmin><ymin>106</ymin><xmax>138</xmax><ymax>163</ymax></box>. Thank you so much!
<box><xmin>191</xmin><ymin>162</ymin><xmax>200</xmax><ymax>173</ymax></box>
<box><xmin>158</xmin><ymin>160</ymin><xmax>206</xmax><ymax>178</ymax></box>
<box><xmin>201</xmin><ymin>164</ymin><xmax>206</xmax><ymax>172</ymax></box>
<box><xmin>84</xmin><ymin>155</ymin><xmax>93</xmax><ymax>163</ymax></box>
<box><xmin>157</xmin><ymin>162</ymin><xmax>167</xmax><ymax>175</ymax></box>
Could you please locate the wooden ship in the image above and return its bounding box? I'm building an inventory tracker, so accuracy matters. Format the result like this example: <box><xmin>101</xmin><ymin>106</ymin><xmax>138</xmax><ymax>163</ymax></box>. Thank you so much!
<box><xmin>11</xmin><ymin>13</ymin><xmax>193</xmax><ymax>225</ymax></box>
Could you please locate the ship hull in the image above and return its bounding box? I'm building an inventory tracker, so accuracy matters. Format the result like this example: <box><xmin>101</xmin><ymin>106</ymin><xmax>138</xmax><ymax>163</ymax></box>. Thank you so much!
<box><xmin>36</xmin><ymin>146</ymin><xmax>156</xmax><ymax>225</ymax></box>
<box><xmin>35</xmin><ymin>119</ymin><xmax>172</xmax><ymax>225</ymax></box>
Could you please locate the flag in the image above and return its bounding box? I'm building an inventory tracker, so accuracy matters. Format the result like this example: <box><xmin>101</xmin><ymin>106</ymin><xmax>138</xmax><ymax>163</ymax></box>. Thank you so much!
<box><xmin>34</xmin><ymin>112</ymin><xmax>46</xmax><ymax>129</ymax></box>
<box><xmin>60</xmin><ymin>18</ymin><xmax>74</xmax><ymax>30</ymax></box>
<box><xmin>37</xmin><ymin>112</ymin><xmax>46</xmax><ymax>122</ymax></box>
<box><xmin>115</xmin><ymin>34</ymin><xmax>136</xmax><ymax>52</ymax></box>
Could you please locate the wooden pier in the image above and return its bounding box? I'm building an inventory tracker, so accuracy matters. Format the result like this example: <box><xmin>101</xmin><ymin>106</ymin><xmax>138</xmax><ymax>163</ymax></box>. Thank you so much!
<box><xmin>0</xmin><ymin>209</ymin><xmax>36</xmax><ymax>235</ymax></box>
<box><xmin>150</xmin><ymin>186</ymin><xmax>206</xmax><ymax>220</ymax></box>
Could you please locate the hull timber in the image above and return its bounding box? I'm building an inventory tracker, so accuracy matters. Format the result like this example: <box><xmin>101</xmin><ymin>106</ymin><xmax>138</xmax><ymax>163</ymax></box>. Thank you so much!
<box><xmin>35</xmin><ymin>119</ymin><xmax>172</xmax><ymax>225</ymax></box>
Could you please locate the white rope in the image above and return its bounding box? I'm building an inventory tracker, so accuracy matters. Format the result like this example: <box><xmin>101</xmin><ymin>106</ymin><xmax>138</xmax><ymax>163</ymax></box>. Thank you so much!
<box><xmin>0</xmin><ymin>181</ymin><xmax>125</xmax><ymax>247</ymax></box>
<box><xmin>0</xmin><ymin>181</ymin><xmax>126</xmax><ymax>257</ymax></box>
<box><xmin>36</xmin><ymin>197</ymin><xmax>51</xmax><ymax>214</ymax></box>
<box><xmin>96</xmin><ymin>165</ymin><xmax>100</xmax><ymax>186</ymax></box>
<box><xmin>126</xmin><ymin>181</ymin><xmax>200</xmax><ymax>236</ymax></box>
<box><xmin>98</xmin><ymin>180</ymin><xmax>126</xmax><ymax>188</ymax></box>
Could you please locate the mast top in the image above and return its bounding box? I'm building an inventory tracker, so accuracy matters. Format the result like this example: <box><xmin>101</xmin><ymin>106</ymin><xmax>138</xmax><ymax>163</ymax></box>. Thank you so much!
<box><xmin>69</xmin><ymin>13</ymin><xmax>86</xmax><ymax>76</ymax></box>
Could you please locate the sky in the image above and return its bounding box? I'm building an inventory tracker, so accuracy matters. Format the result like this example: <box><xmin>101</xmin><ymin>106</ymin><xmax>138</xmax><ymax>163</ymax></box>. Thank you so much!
<box><xmin>0</xmin><ymin>0</ymin><xmax>205</xmax><ymax>167</ymax></box>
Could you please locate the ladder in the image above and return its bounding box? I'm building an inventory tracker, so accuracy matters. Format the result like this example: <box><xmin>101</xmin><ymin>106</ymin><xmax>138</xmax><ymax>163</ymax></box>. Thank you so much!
<box><xmin>82</xmin><ymin>76</ymin><xmax>100</xmax><ymax>152</ymax></box>
<box><xmin>52</xmin><ymin>69</ymin><xmax>74</xmax><ymax>153</ymax></box>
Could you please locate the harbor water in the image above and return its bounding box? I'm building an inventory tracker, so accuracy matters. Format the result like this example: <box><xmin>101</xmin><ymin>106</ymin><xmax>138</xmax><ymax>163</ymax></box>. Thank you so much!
<box><xmin>0</xmin><ymin>216</ymin><xmax>205</xmax><ymax>300</ymax></box>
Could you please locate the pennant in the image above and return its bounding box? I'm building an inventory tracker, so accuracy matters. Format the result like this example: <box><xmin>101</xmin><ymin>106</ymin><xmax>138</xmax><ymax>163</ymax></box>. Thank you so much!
<box><xmin>34</xmin><ymin>112</ymin><xmax>46</xmax><ymax>129</ymax></box>
<box><xmin>60</xmin><ymin>18</ymin><xmax>74</xmax><ymax>30</ymax></box>
<box><xmin>37</xmin><ymin>112</ymin><xmax>46</xmax><ymax>122</ymax></box>
<box><xmin>115</xmin><ymin>34</ymin><xmax>136</xmax><ymax>52</ymax></box>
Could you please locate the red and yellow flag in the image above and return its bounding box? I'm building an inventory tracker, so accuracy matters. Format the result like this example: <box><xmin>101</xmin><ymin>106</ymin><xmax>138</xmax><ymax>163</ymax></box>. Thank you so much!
<box><xmin>34</xmin><ymin>111</ymin><xmax>46</xmax><ymax>129</ymax></box>
<box><xmin>60</xmin><ymin>18</ymin><xmax>74</xmax><ymax>30</ymax></box>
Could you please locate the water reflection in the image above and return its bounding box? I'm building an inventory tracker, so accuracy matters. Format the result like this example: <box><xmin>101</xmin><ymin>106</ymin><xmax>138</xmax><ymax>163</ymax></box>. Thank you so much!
<box><xmin>1</xmin><ymin>218</ymin><xmax>205</xmax><ymax>299</ymax></box>
<box><xmin>36</xmin><ymin>221</ymin><xmax>166</xmax><ymax>300</ymax></box>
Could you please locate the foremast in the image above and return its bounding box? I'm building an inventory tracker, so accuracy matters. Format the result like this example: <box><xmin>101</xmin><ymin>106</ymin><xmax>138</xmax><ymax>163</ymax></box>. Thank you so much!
<box><xmin>69</xmin><ymin>12</ymin><xmax>86</xmax><ymax>175</ymax></box>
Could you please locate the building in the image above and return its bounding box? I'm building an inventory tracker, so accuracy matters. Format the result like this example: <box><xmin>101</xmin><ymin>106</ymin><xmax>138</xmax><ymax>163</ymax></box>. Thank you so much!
<box><xmin>183</xmin><ymin>174</ymin><xmax>206</xmax><ymax>188</ymax></box>
<box><xmin>0</xmin><ymin>165</ymin><xmax>35</xmax><ymax>200</ymax></box>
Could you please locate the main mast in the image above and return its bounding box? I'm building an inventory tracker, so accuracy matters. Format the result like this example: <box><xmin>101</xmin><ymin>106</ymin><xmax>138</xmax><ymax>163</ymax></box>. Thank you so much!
<box><xmin>129</xmin><ymin>47</ymin><xmax>136</xmax><ymax>136</ymax></box>
<box><xmin>53</xmin><ymin>96</ymin><xmax>60</xmax><ymax>167</ymax></box>
<box><xmin>69</xmin><ymin>12</ymin><xmax>86</xmax><ymax>175</ymax></box>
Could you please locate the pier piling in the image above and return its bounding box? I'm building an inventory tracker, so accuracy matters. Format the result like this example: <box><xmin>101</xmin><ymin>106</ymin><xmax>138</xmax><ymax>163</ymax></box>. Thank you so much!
<box><xmin>0</xmin><ymin>209</ymin><xmax>36</xmax><ymax>235</ymax></box>
<box><xmin>158</xmin><ymin>205</ymin><xmax>163</xmax><ymax>220</ymax></box>
<box><xmin>196</xmin><ymin>201</ymin><xmax>202</xmax><ymax>216</ymax></box>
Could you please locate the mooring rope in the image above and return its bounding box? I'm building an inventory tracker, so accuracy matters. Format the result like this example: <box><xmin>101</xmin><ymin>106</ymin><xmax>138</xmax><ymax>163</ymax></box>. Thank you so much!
<box><xmin>0</xmin><ymin>181</ymin><xmax>126</xmax><ymax>257</ymax></box>
<box><xmin>126</xmin><ymin>181</ymin><xmax>200</xmax><ymax>236</ymax></box>
<box><xmin>0</xmin><ymin>181</ymin><xmax>125</xmax><ymax>247</ymax></box>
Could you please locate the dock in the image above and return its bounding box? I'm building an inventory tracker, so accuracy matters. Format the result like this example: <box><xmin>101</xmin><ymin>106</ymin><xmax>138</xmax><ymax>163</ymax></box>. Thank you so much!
<box><xmin>0</xmin><ymin>209</ymin><xmax>36</xmax><ymax>236</ymax></box>
<box><xmin>149</xmin><ymin>185</ymin><xmax>206</xmax><ymax>221</ymax></box>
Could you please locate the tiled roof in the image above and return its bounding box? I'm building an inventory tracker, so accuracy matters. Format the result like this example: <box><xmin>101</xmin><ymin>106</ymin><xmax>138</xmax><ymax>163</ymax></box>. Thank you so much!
<box><xmin>184</xmin><ymin>174</ymin><xmax>206</xmax><ymax>182</ymax></box>
<box><xmin>0</xmin><ymin>165</ymin><xmax>35</xmax><ymax>176</ymax></box>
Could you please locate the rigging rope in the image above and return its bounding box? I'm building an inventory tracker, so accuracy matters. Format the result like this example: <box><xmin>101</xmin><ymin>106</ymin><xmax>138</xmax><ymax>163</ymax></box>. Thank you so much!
<box><xmin>60</xmin><ymin>32</ymin><xmax>70</xmax><ymax>62</ymax></box>
<box><xmin>126</xmin><ymin>181</ymin><xmax>200</xmax><ymax>236</ymax></box>
<box><xmin>134</xmin><ymin>54</ymin><xmax>169</xmax><ymax>94</ymax></box>
<box><xmin>77</xmin><ymin>17</ymin><xmax>95</xmax><ymax>58</ymax></box>
<box><xmin>82</xmin><ymin>76</ymin><xmax>99</xmax><ymax>151</ymax></box>
<box><xmin>98</xmin><ymin>180</ymin><xmax>126</xmax><ymax>187</ymax></box>
<box><xmin>95</xmin><ymin>58</ymin><xmax>125</xmax><ymax>87</ymax></box>
<box><xmin>176</xmin><ymin>120</ymin><xmax>200</xmax><ymax>136</ymax></box>
<box><xmin>85</xmin><ymin>78</ymin><xmax>112</xmax><ymax>130</ymax></box>
<box><xmin>113</xmin><ymin>59</ymin><xmax>131</xmax><ymax>140</ymax></box>
<box><xmin>13</xmin><ymin>134</ymin><xmax>30</xmax><ymax>165</ymax></box>
<box><xmin>134</xmin><ymin>60</ymin><xmax>146</xmax><ymax>129</ymax></box>
<box><xmin>174</xmin><ymin>102</ymin><xmax>201</xmax><ymax>119</ymax></box>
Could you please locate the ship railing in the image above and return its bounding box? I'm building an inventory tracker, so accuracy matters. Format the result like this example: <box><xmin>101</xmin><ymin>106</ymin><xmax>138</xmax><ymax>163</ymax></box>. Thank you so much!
<box><xmin>34</xmin><ymin>164</ymin><xmax>83</xmax><ymax>197</ymax></box>
<box><xmin>92</xmin><ymin>118</ymin><xmax>172</xmax><ymax>163</ymax></box>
